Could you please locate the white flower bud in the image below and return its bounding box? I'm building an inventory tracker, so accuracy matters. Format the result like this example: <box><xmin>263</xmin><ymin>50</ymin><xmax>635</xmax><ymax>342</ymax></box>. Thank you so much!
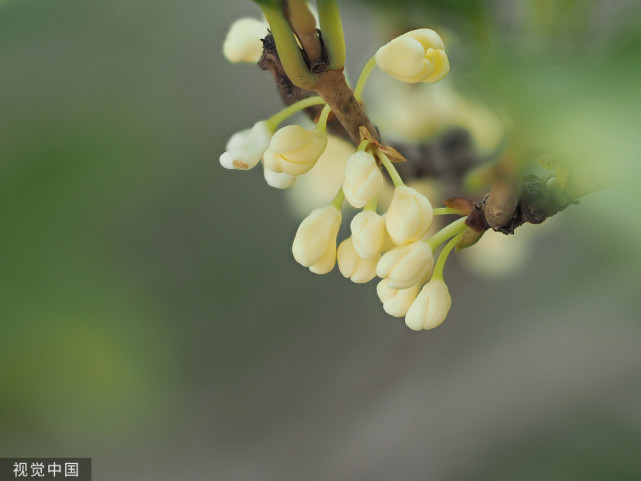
<box><xmin>263</xmin><ymin>164</ymin><xmax>296</xmax><ymax>189</ymax></box>
<box><xmin>405</xmin><ymin>279</ymin><xmax>451</xmax><ymax>331</ymax></box>
<box><xmin>219</xmin><ymin>121</ymin><xmax>271</xmax><ymax>170</ymax></box>
<box><xmin>376</xmin><ymin>242</ymin><xmax>434</xmax><ymax>290</ymax></box>
<box><xmin>350</xmin><ymin>210</ymin><xmax>385</xmax><ymax>260</ymax></box>
<box><xmin>337</xmin><ymin>237</ymin><xmax>379</xmax><ymax>284</ymax></box>
<box><xmin>376</xmin><ymin>279</ymin><xmax>420</xmax><ymax>317</ymax></box>
<box><xmin>375</xmin><ymin>28</ymin><xmax>449</xmax><ymax>84</ymax></box>
<box><xmin>263</xmin><ymin>125</ymin><xmax>328</xmax><ymax>176</ymax></box>
<box><xmin>223</xmin><ymin>18</ymin><xmax>268</xmax><ymax>63</ymax></box>
<box><xmin>292</xmin><ymin>205</ymin><xmax>341</xmax><ymax>274</ymax></box>
<box><xmin>386</xmin><ymin>185</ymin><xmax>433</xmax><ymax>245</ymax></box>
<box><xmin>342</xmin><ymin>151</ymin><xmax>383</xmax><ymax>208</ymax></box>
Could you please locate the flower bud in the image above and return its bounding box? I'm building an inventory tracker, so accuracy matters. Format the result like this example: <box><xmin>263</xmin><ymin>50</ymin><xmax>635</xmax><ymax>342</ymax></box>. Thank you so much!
<box><xmin>337</xmin><ymin>237</ymin><xmax>379</xmax><ymax>284</ymax></box>
<box><xmin>376</xmin><ymin>242</ymin><xmax>434</xmax><ymax>290</ymax></box>
<box><xmin>223</xmin><ymin>18</ymin><xmax>268</xmax><ymax>63</ymax></box>
<box><xmin>342</xmin><ymin>151</ymin><xmax>383</xmax><ymax>208</ymax></box>
<box><xmin>219</xmin><ymin>121</ymin><xmax>271</xmax><ymax>171</ymax></box>
<box><xmin>405</xmin><ymin>279</ymin><xmax>451</xmax><ymax>331</ymax></box>
<box><xmin>376</xmin><ymin>279</ymin><xmax>420</xmax><ymax>317</ymax></box>
<box><xmin>263</xmin><ymin>164</ymin><xmax>296</xmax><ymax>189</ymax></box>
<box><xmin>386</xmin><ymin>185</ymin><xmax>433</xmax><ymax>245</ymax></box>
<box><xmin>350</xmin><ymin>210</ymin><xmax>385</xmax><ymax>260</ymax></box>
<box><xmin>263</xmin><ymin>125</ymin><xmax>328</xmax><ymax>176</ymax></box>
<box><xmin>375</xmin><ymin>28</ymin><xmax>449</xmax><ymax>84</ymax></box>
<box><xmin>292</xmin><ymin>205</ymin><xmax>341</xmax><ymax>274</ymax></box>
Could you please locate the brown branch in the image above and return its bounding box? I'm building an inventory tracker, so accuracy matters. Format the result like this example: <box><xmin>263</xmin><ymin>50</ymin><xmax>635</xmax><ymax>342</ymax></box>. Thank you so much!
<box><xmin>312</xmin><ymin>69</ymin><xmax>379</xmax><ymax>145</ymax></box>
<box><xmin>465</xmin><ymin>175</ymin><xmax>579</xmax><ymax>234</ymax></box>
<box><xmin>258</xmin><ymin>33</ymin><xmax>377</xmax><ymax>146</ymax></box>
<box><xmin>259</xmin><ymin>34</ymin><xmax>350</xmax><ymax>139</ymax></box>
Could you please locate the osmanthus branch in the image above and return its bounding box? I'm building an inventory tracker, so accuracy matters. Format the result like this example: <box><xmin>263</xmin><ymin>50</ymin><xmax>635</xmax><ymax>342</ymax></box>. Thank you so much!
<box><xmin>258</xmin><ymin>33</ymin><xmax>480</xmax><ymax>176</ymax></box>
<box><xmin>257</xmin><ymin>0</ymin><xmax>378</xmax><ymax>146</ymax></box>
<box><xmin>254</xmin><ymin>2</ymin><xmax>600</xmax><ymax>236</ymax></box>
<box><xmin>464</xmin><ymin>175</ymin><xmax>579</xmax><ymax>235</ymax></box>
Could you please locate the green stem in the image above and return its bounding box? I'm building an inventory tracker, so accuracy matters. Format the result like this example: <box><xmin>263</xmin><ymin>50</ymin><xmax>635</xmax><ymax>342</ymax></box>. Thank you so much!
<box><xmin>260</xmin><ymin>4</ymin><xmax>318</xmax><ymax>89</ymax></box>
<box><xmin>357</xmin><ymin>139</ymin><xmax>369</xmax><ymax>152</ymax></box>
<box><xmin>318</xmin><ymin>0</ymin><xmax>346</xmax><ymax>69</ymax></box>
<box><xmin>365</xmin><ymin>196</ymin><xmax>378</xmax><ymax>211</ymax></box>
<box><xmin>433</xmin><ymin>207</ymin><xmax>465</xmax><ymax>216</ymax></box>
<box><xmin>432</xmin><ymin>232</ymin><xmax>464</xmax><ymax>281</ymax></box>
<box><xmin>426</xmin><ymin>217</ymin><xmax>467</xmax><ymax>251</ymax></box>
<box><xmin>266</xmin><ymin>96</ymin><xmax>326</xmax><ymax>131</ymax></box>
<box><xmin>354</xmin><ymin>56</ymin><xmax>377</xmax><ymax>102</ymax></box>
<box><xmin>316</xmin><ymin>104</ymin><xmax>332</xmax><ymax>134</ymax></box>
<box><xmin>378</xmin><ymin>151</ymin><xmax>404</xmax><ymax>187</ymax></box>
<box><xmin>331</xmin><ymin>187</ymin><xmax>345</xmax><ymax>209</ymax></box>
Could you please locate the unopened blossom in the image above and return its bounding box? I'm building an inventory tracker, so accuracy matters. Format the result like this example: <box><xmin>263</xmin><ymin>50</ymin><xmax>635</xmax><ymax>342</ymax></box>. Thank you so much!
<box><xmin>386</xmin><ymin>185</ymin><xmax>433</xmax><ymax>245</ymax></box>
<box><xmin>337</xmin><ymin>237</ymin><xmax>379</xmax><ymax>284</ymax></box>
<box><xmin>376</xmin><ymin>242</ymin><xmax>434</xmax><ymax>290</ymax></box>
<box><xmin>263</xmin><ymin>125</ymin><xmax>328</xmax><ymax>176</ymax></box>
<box><xmin>404</xmin><ymin>279</ymin><xmax>451</xmax><ymax>331</ymax></box>
<box><xmin>351</xmin><ymin>210</ymin><xmax>385</xmax><ymax>260</ymax></box>
<box><xmin>292</xmin><ymin>205</ymin><xmax>341</xmax><ymax>274</ymax></box>
<box><xmin>376</xmin><ymin>279</ymin><xmax>420</xmax><ymax>318</ymax></box>
<box><xmin>342</xmin><ymin>151</ymin><xmax>383</xmax><ymax>208</ymax></box>
<box><xmin>219</xmin><ymin>121</ymin><xmax>271</xmax><ymax>171</ymax></box>
<box><xmin>375</xmin><ymin>28</ymin><xmax>449</xmax><ymax>84</ymax></box>
<box><xmin>263</xmin><ymin>164</ymin><xmax>296</xmax><ymax>189</ymax></box>
<box><xmin>223</xmin><ymin>18</ymin><xmax>268</xmax><ymax>63</ymax></box>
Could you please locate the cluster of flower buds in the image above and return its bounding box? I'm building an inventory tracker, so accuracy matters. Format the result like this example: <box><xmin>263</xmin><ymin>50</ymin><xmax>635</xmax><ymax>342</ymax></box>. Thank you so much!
<box><xmin>221</xmin><ymin>16</ymin><xmax>466</xmax><ymax>331</ymax></box>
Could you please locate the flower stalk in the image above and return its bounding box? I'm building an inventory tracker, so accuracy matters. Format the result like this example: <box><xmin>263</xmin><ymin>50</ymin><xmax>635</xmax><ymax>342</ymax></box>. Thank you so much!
<box><xmin>426</xmin><ymin>217</ymin><xmax>467</xmax><ymax>251</ymax></box>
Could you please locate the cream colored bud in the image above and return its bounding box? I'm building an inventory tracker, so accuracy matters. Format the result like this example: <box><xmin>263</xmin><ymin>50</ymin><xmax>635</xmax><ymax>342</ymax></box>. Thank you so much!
<box><xmin>337</xmin><ymin>237</ymin><xmax>379</xmax><ymax>284</ymax></box>
<box><xmin>350</xmin><ymin>210</ymin><xmax>385</xmax><ymax>260</ymax></box>
<box><xmin>386</xmin><ymin>185</ymin><xmax>433</xmax><ymax>245</ymax></box>
<box><xmin>376</xmin><ymin>242</ymin><xmax>434</xmax><ymax>290</ymax></box>
<box><xmin>292</xmin><ymin>205</ymin><xmax>341</xmax><ymax>274</ymax></box>
<box><xmin>375</xmin><ymin>28</ymin><xmax>449</xmax><ymax>84</ymax></box>
<box><xmin>219</xmin><ymin>121</ymin><xmax>272</xmax><ymax>171</ymax></box>
<box><xmin>223</xmin><ymin>18</ymin><xmax>268</xmax><ymax>63</ymax></box>
<box><xmin>405</xmin><ymin>279</ymin><xmax>451</xmax><ymax>331</ymax></box>
<box><xmin>342</xmin><ymin>151</ymin><xmax>383</xmax><ymax>208</ymax></box>
<box><xmin>263</xmin><ymin>125</ymin><xmax>328</xmax><ymax>176</ymax></box>
<box><xmin>376</xmin><ymin>279</ymin><xmax>420</xmax><ymax>317</ymax></box>
<box><xmin>263</xmin><ymin>164</ymin><xmax>296</xmax><ymax>189</ymax></box>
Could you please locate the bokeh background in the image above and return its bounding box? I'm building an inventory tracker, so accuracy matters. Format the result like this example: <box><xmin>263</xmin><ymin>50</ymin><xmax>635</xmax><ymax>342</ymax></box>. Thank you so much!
<box><xmin>1</xmin><ymin>0</ymin><xmax>641</xmax><ymax>479</ymax></box>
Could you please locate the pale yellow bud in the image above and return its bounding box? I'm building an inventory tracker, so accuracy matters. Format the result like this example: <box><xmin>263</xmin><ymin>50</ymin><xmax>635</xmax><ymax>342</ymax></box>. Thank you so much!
<box><xmin>375</xmin><ymin>28</ymin><xmax>449</xmax><ymax>84</ymax></box>
<box><xmin>386</xmin><ymin>185</ymin><xmax>433</xmax><ymax>245</ymax></box>
<box><xmin>219</xmin><ymin>121</ymin><xmax>271</xmax><ymax>170</ymax></box>
<box><xmin>405</xmin><ymin>279</ymin><xmax>451</xmax><ymax>331</ymax></box>
<box><xmin>342</xmin><ymin>151</ymin><xmax>383</xmax><ymax>208</ymax></box>
<box><xmin>223</xmin><ymin>18</ymin><xmax>268</xmax><ymax>63</ymax></box>
<box><xmin>337</xmin><ymin>237</ymin><xmax>379</xmax><ymax>284</ymax></box>
<box><xmin>376</xmin><ymin>242</ymin><xmax>434</xmax><ymax>290</ymax></box>
<box><xmin>292</xmin><ymin>205</ymin><xmax>341</xmax><ymax>274</ymax></box>
<box><xmin>263</xmin><ymin>164</ymin><xmax>296</xmax><ymax>189</ymax></box>
<box><xmin>376</xmin><ymin>279</ymin><xmax>420</xmax><ymax>317</ymax></box>
<box><xmin>350</xmin><ymin>210</ymin><xmax>385</xmax><ymax>260</ymax></box>
<box><xmin>263</xmin><ymin>125</ymin><xmax>328</xmax><ymax>176</ymax></box>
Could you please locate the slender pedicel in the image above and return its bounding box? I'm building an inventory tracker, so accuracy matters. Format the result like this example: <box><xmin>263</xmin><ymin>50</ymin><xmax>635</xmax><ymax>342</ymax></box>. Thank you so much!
<box><xmin>266</xmin><ymin>96</ymin><xmax>326</xmax><ymax>131</ymax></box>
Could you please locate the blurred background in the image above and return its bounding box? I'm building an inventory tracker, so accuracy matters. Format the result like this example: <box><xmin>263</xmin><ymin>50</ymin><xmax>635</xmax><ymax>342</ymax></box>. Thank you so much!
<box><xmin>1</xmin><ymin>0</ymin><xmax>640</xmax><ymax>479</ymax></box>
